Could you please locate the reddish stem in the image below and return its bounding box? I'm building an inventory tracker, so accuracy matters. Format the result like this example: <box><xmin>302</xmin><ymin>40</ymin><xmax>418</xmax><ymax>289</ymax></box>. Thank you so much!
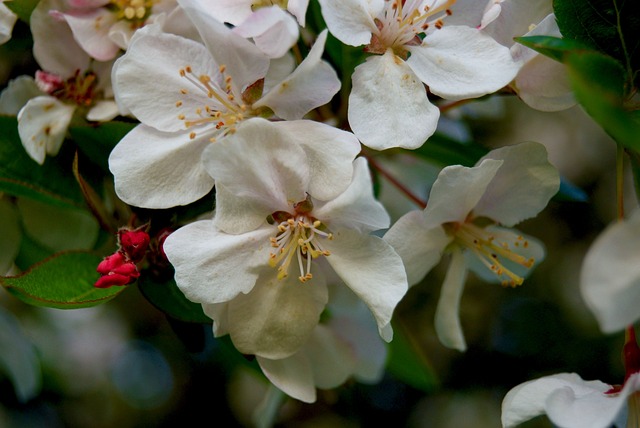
<box><xmin>364</xmin><ymin>154</ymin><xmax>427</xmax><ymax>210</ymax></box>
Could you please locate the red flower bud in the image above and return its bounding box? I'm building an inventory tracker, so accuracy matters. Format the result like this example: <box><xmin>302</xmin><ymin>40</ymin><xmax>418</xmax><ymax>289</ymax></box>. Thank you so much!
<box><xmin>95</xmin><ymin>251</ymin><xmax>140</xmax><ymax>288</ymax></box>
<box><xmin>119</xmin><ymin>229</ymin><xmax>150</xmax><ymax>263</ymax></box>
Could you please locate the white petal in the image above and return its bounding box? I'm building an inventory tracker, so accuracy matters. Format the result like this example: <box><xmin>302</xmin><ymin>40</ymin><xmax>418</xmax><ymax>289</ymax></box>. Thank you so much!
<box><xmin>322</xmin><ymin>230</ymin><xmax>408</xmax><ymax>341</ymax></box>
<box><xmin>17</xmin><ymin>96</ymin><xmax>75</xmax><ymax>165</ymax></box>
<box><xmin>434</xmin><ymin>249</ymin><xmax>468</xmax><ymax>351</ymax></box>
<box><xmin>513</xmin><ymin>53</ymin><xmax>575</xmax><ymax>112</ymax></box>
<box><xmin>164</xmin><ymin>220</ymin><xmax>275</xmax><ymax>304</ymax></box>
<box><xmin>422</xmin><ymin>159</ymin><xmax>503</xmax><ymax>229</ymax></box>
<box><xmin>0</xmin><ymin>76</ymin><xmax>43</xmax><ymax>116</ymax></box>
<box><xmin>288</xmin><ymin>0</ymin><xmax>309</xmax><ymax>26</ymax></box>
<box><xmin>179</xmin><ymin>0</ymin><xmax>270</xmax><ymax>92</ymax></box>
<box><xmin>481</xmin><ymin>0</ymin><xmax>553</xmax><ymax>47</ymax></box>
<box><xmin>0</xmin><ymin>3</ymin><xmax>17</xmax><ymax>45</ymax></box>
<box><xmin>384</xmin><ymin>211</ymin><xmax>451</xmax><ymax>286</ymax></box>
<box><xmin>306</xmin><ymin>325</ymin><xmax>355</xmax><ymax>389</ymax></box>
<box><xmin>502</xmin><ymin>373</ymin><xmax>616</xmax><ymax>428</ymax></box>
<box><xmin>108</xmin><ymin>125</ymin><xmax>214</xmax><ymax>208</ymax></box>
<box><xmin>113</xmin><ymin>27</ymin><xmax>219</xmax><ymax>132</ymax></box>
<box><xmin>232</xmin><ymin>6</ymin><xmax>299</xmax><ymax>59</ymax></box>
<box><xmin>202</xmin><ymin>302</ymin><xmax>230</xmax><ymax>336</ymax></box>
<box><xmin>200</xmin><ymin>0</ymin><xmax>254</xmax><ymax>25</ymax></box>
<box><xmin>317</xmin><ymin>0</ymin><xmax>380</xmax><ymax>46</ymax></box>
<box><xmin>86</xmin><ymin>100</ymin><xmax>120</xmax><ymax>121</ymax></box>
<box><xmin>108</xmin><ymin>19</ymin><xmax>135</xmax><ymax>50</ymax></box>
<box><xmin>348</xmin><ymin>51</ymin><xmax>439</xmax><ymax>150</ymax></box>
<box><xmin>580</xmin><ymin>212</ymin><xmax>640</xmax><ymax>333</ymax></box>
<box><xmin>62</xmin><ymin>9</ymin><xmax>120</xmax><ymax>61</ymax></box>
<box><xmin>314</xmin><ymin>157</ymin><xmax>390</xmax><ymax>232</ymax></box>
<box><xmin>473</xmin><ymin>142</ymin><xmax>560</xmax><ymax>226</ymax></box>
<box><xmin>202</xmin><ymin>118</ymin><xmax>309</xmax><ymax>234</ymax></box>
<box><xmin>254</xmin><ymin>30</ymin><xmax>340</xmax><ymax>120</ymax></box>
<box><xmin>257</xmin><ymin>353</ymin><xmax>316</xmax><ymax>403</ymax></box>
<box><xmin>227</xmin><ymin>273</ymin><xmax>328</xmax><ymax>359</ymax></box>
<box><xmin>407</xmin><ymin>26</ymin><xmax>520</xmax><ymax>100</ymax></box>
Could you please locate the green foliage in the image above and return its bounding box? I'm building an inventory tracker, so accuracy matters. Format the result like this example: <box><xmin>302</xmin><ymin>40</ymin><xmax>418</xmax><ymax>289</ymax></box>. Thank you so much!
<box><xmin>1</xmin><ymin>251</ymin><xmax>126</xmax><ymax>308</ymax></box>
<box><xmin>138</xmin><ymin>275</ymin><xmax>211</xmax><ymax>324</ymax></box>
<box><xmin>0</xmin><ymin>116</ymin><xmax>86</xmax><ymax>209</ymax></box>
<box><xmin>386</xmin><ymin>323</ymin><xmax>439</xmax><ymax>393</ymax></box>
<box><xmin>515</xmin><ymin>36</ymin><xmax>592</xmax><ymax>62</ymax></box>
<box><xmin>4</xmin><ymin>0</ymin><xmax>40</xmax><ymax>23</ymax></box>
<box><xmin>69</xmin><ymin>121</ymin><xmax>136</xmax><ymax>173</ymax></box>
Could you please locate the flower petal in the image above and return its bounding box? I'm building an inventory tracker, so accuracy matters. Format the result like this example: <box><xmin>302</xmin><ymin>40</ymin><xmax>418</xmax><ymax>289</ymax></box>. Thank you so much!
<box><xmin>17</xmin><ymin>96</ymin><xmax>75</xmax><ymax>165</ymax></box>
<box><xmin>306</xmin><ymin>325</ymin><xmax>355</xmax><ymax>389</ymax></box>
<box><xmin>434</xmin><ymin>248</ymin><xmax>468</xmax><ymax>351</ymax></box>
<box><xmin>0</xmin><ymin>76</ymin><xmax>43</xmax><ymax>116</ymax></box>
<box><xmin>288</xmin><ymin>0</ymin><xmax>309</xmax><ymax>26</ymax></box>
<box><xmin>502</xmin><ymin>373</ymin><xmax>616</xmax><ymax>428</ymax></box>
<box><xmin>580</xmin><ymin>212</ymin><xmax>640</xmax><ymax>333</ymax></box>
<box><xmin>199</xmin><ymin>0</ymin><xmax>253</xmax><ymax>25</ymax></box>
<box><xmin>314</xmin><ymin>157</ymin><xmax>390</xmax><ymax>232</ymax></box>
<box><xmin>86</xmin><ymin>100</ymin><xmax>120</xmax><ymax>121</ymax></box>
<box><xmin>422</xmin><ymin>159</ymin><xmax>503</xmax><ymax>229</ymax></box>
<box><xmin>254</xmin><ymin>30</ymin><xmax>340</xmax><ymax>120</ymax></box>
<box><xmin>473</xmin><ymin>142</ymin><xmax>559</xmax><ymax>226</ymax></box>
<box><xmin>407</xmin><ymin>26</ymin><xmax>520</xmax><ymax>100</ymax></box>
<box><xmin>384</xmin><ymin>211</ymin><xmax>451</xmax><ymax>286</ymax></box>
<box><xmin>322</xmin><ymin>230</ymin><xmax>408</xmax><ymax>341</ymax></box>
<box><xmin>108</xmin><ymin>124</ymin><xmax>214</xmax><ymax>208</ymax></box>
<box><xmin>232</xmin><ymin>6</ymin><xmax>299</xmax><ymax>58</ymax></box>
<box><xmin>163</xmin><ymin>220</ymin><xmax>275</xmax><ymax>304</ymax></box>
<box><xmin>257</xmin><ymin>353</ymin><xmax>316</xmax><ymax>403</ymax></box>
<box><xmin>0</xmin><ymin>3</ymin><xmax>17</xmax><ymax>45</ymax></box>
<box><xmin>227</xmin><ymin>272</ymin><xmax>328</xmax><ymax>359</ymax></box>
<box><xmin>317</xmin><ymin>0</ymin><xmax>380</xmax><ymax>46</ymax></box>
<box><xmin>348</xmin><ymin>51</ymin><xmax>439</xmax><ymax>150</ymax></box>
<box><xmin>113</xmin><ymin>26</ymin><xmax>219</xmax><ymax>132</ymax></box>
<box><xmin>61</xmin><ymin>8</ymin><xmax>120</xmax><ymax>61</ymax></box>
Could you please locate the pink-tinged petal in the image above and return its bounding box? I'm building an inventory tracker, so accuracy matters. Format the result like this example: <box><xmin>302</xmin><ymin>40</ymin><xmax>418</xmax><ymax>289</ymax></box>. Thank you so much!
<box><xmin>580</xmin><ymin>212</ymin><xmax>640</xmax><ymax>333</ymax></box>
<box><xmin>17</xmin><ymin>96</ymin><xmax>75</xmax><ymax>165</ymax></box>
<box><xmin>227</xmin><ymin>273</ymin><xmax>328</xmax><ymax>359</ymax></box>
<box><xmin>407</xmin><ymin>26</ymin><xmax>520</xmax><ymax>100</ymax></box>
<box><xmin>317</xmin><ymin>0</ymin><xmax>381</xmax><ymax>46</ymax></box>
<box><xmin>232</xmin><ymin>6</ymin><xmax>298</xmax><ymax>58</ymax></box>
<box><xmin>384</xmin><ymin>211</ymin><xmax>451</xmax><ymax>286</ymax></box>
<box><xmin>322</xmin><ymin>230</ymin><xmax>408</xmax><ymax>341</ymax></box>
<box><xmin>254</xmin><ymin>30</ymin><xmax>340</xmax><ymax>120</ymax></box>
<box><xmin>306</xmin><ymin>325</ymin><xmax>355</xmax><ymax>389</ymax></box>
<box><xmin>422</xmin><ymin>159</ymin><xmax>503</xmax><ymax>229</ymax></box>
<box><xmin>0</xmin><ymin>76</ymin><xmax>43</xmax><ymax>116</ymax></box>
<box><xmin>257</xmin><ymin>353</ymin><xmax>316</xmax><ymax>403</ymax></box>
<box><xmin>288</xmin><ymin>0</ymin><xmax>309</xmax><ymax>26</ymax></box>
<box><xmin>474</xmin><ymin>142</ymin><xmax>560</xmax><ymax>226</ymax></box>
<box><xmin>349</xmin><ymin>51</ymin><xmax>439</xmax><ymax>150</ymax></box>
<box><xmin>268</xmin><ymin>120</ymin><xmax>360</xmax><ymax>201</ymax></box>
<box><xmin>200</xmin><ymin>0</ymin><xmax>254</xmax><ymax>25</ymax></box>
<box><xmin>434</xmin><ymin>248</ymin><xmax>468</xmax><ymax>351</ymax></box>
<box><xmin>179</xmin><ymin>0</ymin><xmax>270</xmax><ymax>92</ymax></box>
<box><xmin>314</xmin><ymin>157</ymin><xmax>390</xmax><ymax>233</ymax></box>
<box><xmin>31</xmin><ymin>0</ymin><xmax>91</xmax><ymax>76</ymax></box>
<box><xmin>202</xmin><ymin>118</ymin><xmax>309</xmax><ymax>234</ymax></box>
<box><xmin>108</xmin><ymin>124</ymin><xmax>214</xmax><ymax>208</ymax></box>
<box><xmin>0</xmin><ymin>2</ymin><xmax>17</xmax><ymax>44</ymax></box>
<box><xmin>86</xmin><ymin>100</ymin><xmax>120</xmax><ymax>121</ymax></box>
<box><xmin>164</xmin><ymin>221</ymin><xmax>275</xmax><ymax>304</ymax></box>
<box><xmin>61</xmin><ymin>9</ymin><xmax>120</xmax><ymax>61</ymax></box>
<box><xmin>113</xmin><ymin>27</ymin><xmax>219</xmax><ymax>132</ymax></box>
<box><xmin>68</xmin><ymin>0</ymin><xmax>110</xmax><ymax>8</ymax></box>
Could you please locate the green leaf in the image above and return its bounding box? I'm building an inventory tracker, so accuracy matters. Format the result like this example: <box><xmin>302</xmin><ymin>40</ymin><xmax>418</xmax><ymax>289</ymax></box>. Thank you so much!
<box><xmin>69</xmin><ymin>121</ymin><xmax>136</xmax><ymax>173</ymax></box>
<box><xmin>554</xmin><ymin>0</ymin><xmax>640</xmax><ymax>87</ymax></box>
<box><xmin>138</xmin><ymin>275</ymin><xmax>211</xmax><ymax>324</ymax></box>
<box><xmin>0</xmin><ymin>116</ymin><xmax>86</xmax><ymax>209</ymax></box>
<box><xmin>5</xmin><ymin>0</ymin><xmax>40</xmax><ymax>23</ymax></box>
<box><xmin>515</xmin><ymin>35</ymin><xmax>592</xmax><ymax>62</ymax></box>
<box><xmin>1</xmin><ymin>251</ymin><xmax>126</xmax><ymax>308</ymax></box>
<box><xmin>386</xmin><ymin>323</ymin><xmax>438</xmax><ymax>392</ymax></box>
<box><xmin>414</xmin><ymin>133</ymin><xmax>488</xmax><ymax>167</ymax></box>
<box><xmin>565</xmin><ymin>51</ymin><xmax>640</xmax><ymax>151</ymax></box>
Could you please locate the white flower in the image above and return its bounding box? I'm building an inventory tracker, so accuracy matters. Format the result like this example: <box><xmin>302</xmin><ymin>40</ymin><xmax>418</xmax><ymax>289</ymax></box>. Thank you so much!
<box><xmin>163</xmin><ymin>118</ymin><xmax>407</xmax><ymax>359</ymax></box>
<box><xmin>384</xmin><ymin>142</ymin><xmax>559</xmax><ymax>351</ymax></box>
<box><xmin>580</xmin><ymin>210</ymin><xmax>640</xmax><ymax>333</ymax></box>
<box><xmin>109</xmin><ymin>0</ymin><xmax>340</xmax><ymax>208</ymax></box>
<box><xmin>206</xmin><ymin>0</ymin><xmax>309</xmax><ymax>27</ymax></box>
<box><xmin>479</xmin><ymin>0</ymin><xmax>575</xmax><ymax>111</ymax></box>
<box><xmin>0</xmin><ymin>0</ymin><xmax>17</xmax><ymax>45</ymax></box>
<box><xmin>318</xmin><ymin>0</ymin><xmax>520</xmax><ymax>150</ymax></box>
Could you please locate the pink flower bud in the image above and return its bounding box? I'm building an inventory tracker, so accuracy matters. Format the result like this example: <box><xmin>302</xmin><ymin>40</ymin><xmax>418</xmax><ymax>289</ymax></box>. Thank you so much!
<box><xmin>95</xmin><ymin>251</ymin><xmax>140</xmax><ymax>288</ymax></box>
<box><xmin>119</xmin><ymin>229</ymin><xmax>150</xmax><ymax>263</ymax></box>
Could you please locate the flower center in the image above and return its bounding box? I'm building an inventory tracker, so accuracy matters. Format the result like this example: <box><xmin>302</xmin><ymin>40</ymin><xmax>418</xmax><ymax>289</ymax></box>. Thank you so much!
<box><xmin>110</xmin><ymin>0</ymin><xmax>155</xmax><ymax>21</ymax></box>
<box><xmin>268</xmin><ymin>197</ymin><xmax>333</xmax><ymax>283</ymax></box>
<box><xmin>36</xmin><ymin>69</ymin><xmax>99</xmax><ymax>107</ymax></box>
<box><xmin>445</xmin><ymin>219</ymin><xmax>534</xmax><ymax>287</ymax></box>
<box><xmin>366</xmin><ymin>0</ymin><xmax>455</xmax><ymax>56</ymax></box>
<box><xmin>176</xmin><ymin>65</ymin><xmax>260</xmax><ymax>142</ymax></box>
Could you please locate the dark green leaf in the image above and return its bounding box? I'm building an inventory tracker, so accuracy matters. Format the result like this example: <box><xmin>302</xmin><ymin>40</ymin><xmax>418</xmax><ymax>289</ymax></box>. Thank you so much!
<box><xmin>386</xmin><ymin>323</ymin><xmax>439</xmax><ymax>392</ymax></box>
<box><xmin>565</xmin><ymin>51</ymin><xmax>640</xmax><ymax>151</ymax></box>
<box><xmin>1</xmin><ymin>251</ymin><xmax>126</xmax><ymax>308</ymax></box>
<box><xmin>69</xmin><ymin>121</ymin><xmax>136</xmax><ymax>173</ymax></box>
<box><xmin>4</xmin><ymin>0</ymin><xmax>40</xmax><ymax>23</ymax></box>
<box><xmin>515</xmin><ymin>35</ymin><xmax>592</xmax><ymax>62</ymax></box>
<box><xmin>414</xmin><ymin>133</ymin><xmax>488</xmax><ymax>167</ymax></box>
<box><xmin>138</xmin><ymin>275</ymin><xmax>210</xmax><ymax>324</ymax></box>
<box><xmin>0</xmin><ymin>116</ymin><xmax>86</xmax><ymax>209</ymax></box>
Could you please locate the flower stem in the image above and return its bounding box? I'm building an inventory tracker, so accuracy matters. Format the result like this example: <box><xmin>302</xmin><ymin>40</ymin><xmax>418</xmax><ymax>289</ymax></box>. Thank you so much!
<box><xmin>364</xmin><ymin>153</ymin><xmax>427</xmax><ymax>209</ymax></box>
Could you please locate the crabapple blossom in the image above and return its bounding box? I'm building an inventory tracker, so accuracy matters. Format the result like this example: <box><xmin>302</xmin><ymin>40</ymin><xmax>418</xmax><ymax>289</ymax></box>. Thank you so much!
<box><xmin>109</xmin><ymin>0</ymin><xmax>339</xmax><ymax>208</ymax></box>
<box><xmin>318</xmin><ymin>0</ymin><xmax>520</xmax><ymax>150</ymax></box>
<box><xmin>0</xmin><ymin>0</ymin><xmax>17</xmax><ymax>45</ymax></box>
<box><xmin>384</xmin><ymin>142</ymin><xmax>559</xmax><ymax>351</ymax></box>
<box><xmin>581</xmin><ymin>210</ymin><xmax>640</xmax><ymax>333</ymax></box>
<box><xmin>163</xmin><ymin>118</ymin><xmax>407</xmax><ymax>359</ymax></box>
